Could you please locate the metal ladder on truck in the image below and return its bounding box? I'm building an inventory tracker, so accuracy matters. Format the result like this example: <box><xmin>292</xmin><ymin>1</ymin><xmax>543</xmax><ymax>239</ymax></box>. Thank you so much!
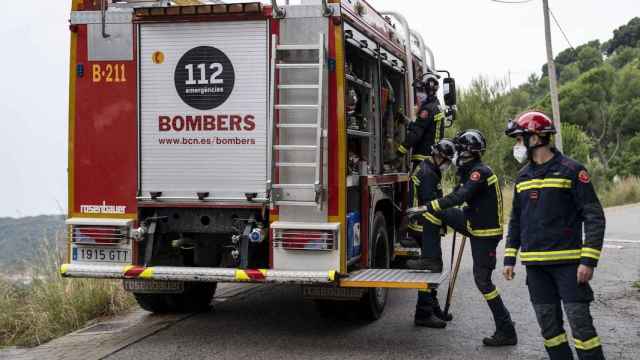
<box><xmin>267</xmin><ymin>33</ymin><xmax>325</xmax><ymax>207</ymax></box>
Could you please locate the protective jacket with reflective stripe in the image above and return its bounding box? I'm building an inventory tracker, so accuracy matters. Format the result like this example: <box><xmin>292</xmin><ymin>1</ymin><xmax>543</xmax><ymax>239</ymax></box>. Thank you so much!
<box><xmin>430</xmin><ymin>160</ymin><xmax>504</xmax><ymax>238</ymax></box>
<box><xmin>504</xmin><ymin>151</ymin><xmax>605</xmax><ymax>267</ymax></box>
<box><xmin>398</xmin><ymin>96</ymin><xmax>444</xmax><ymax>161</ymax></box>
<box><xmin>409</xmin><ymin>158</ymin><xmax>443</xmax><ymax>228</ymax></box>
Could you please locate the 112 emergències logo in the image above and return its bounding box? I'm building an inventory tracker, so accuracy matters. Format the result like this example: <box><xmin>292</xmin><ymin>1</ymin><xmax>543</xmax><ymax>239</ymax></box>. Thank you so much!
<box><xmin>174</xmin><ymin>46</ymin><xmax>235</xmax><ymax>110</ymax></box>
<box><xmin>158</xmin><ymin>46</ymin><xmax>255</xmax><ymax>139</ymax></box>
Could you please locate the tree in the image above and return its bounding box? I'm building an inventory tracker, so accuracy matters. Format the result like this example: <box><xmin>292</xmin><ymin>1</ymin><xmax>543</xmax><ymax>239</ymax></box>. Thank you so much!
<box><xmin>608</xmin><ymin>47</ymin><xmax>640</xmax><ymax>69</ymax></box>
<box><xmin>559</xmin><ymin>63</ymin><xmax>580</xmax><ymax>84</ymax></box>
<box><xmin>577</xmin><ymin>46</ymin><xmax>603</xmax><ymax>73</ymax></box>
<box><xmin>603</xmin><ymin>17</ymin><xmax>640</xmax><ymax>55</ymax></box>
<box><xmin>519</xmin><ymin>73</ymin><xmax>547</xmax><ymax>102</ymax></box>
<box><xmin>626</xmin><ymin>134</ymin><xmax>640</xmax><ymax>176</ymax></box>
<box><xmin>455</xmin><ymin>18</ymin><xmax>640</xmax><ymax>181</ymax></box>
<box><xmin>550</xmin><ymin>65</ymin><xmax>618</xmax><ymax>168</ymax></box>
<box><xmin>610</xmin><ymin>133</ymin><xmax>640</xmax><ymax>176</ymax></box>
<box><xmin>455</xmin><ymin>77</ymin><xmax>520</xmax><ymax>181</ymax></box>
<box><xmin>611</xmin><ymin>62</ymin><xmax>640</xmax><ymax>137</ymax></box>
<box><xmin>561</xmin><ymin>123</ymin><xmax>592</xmax><ymax>164</ymax></box>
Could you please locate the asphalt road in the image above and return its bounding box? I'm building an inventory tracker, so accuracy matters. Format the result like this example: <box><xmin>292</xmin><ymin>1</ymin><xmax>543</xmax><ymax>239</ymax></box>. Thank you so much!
<box><xmin>4</xmin><ymin>205</ymin><xmax>639</xmax><ymax>360</ymax></box>
<box><xmin>106</xmin><ymin>205</ymin><xmax>640</xmax><ymax>360</ymax></box>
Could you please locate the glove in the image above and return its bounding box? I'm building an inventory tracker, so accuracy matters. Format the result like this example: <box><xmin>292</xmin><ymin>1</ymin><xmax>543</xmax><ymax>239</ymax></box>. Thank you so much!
<box><xmin>406</xmin><ymin>205</ymin><xmax>430</xmax><ymax>219</ymax></box>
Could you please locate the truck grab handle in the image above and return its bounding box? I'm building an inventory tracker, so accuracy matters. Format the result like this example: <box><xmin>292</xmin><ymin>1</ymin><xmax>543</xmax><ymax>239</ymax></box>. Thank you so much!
<box><xmin>380</xmin><ymin>11</ymin><xmax>414</xmax><ymax>110</ymax></box>
<box><xmin>271</xmin><ymin>0</ymin><xmax>286</xmax><ymax>18</ymax></box>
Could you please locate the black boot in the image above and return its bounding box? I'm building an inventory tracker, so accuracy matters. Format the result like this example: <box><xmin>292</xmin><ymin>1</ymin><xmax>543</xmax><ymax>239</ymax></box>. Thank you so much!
<box><xmin>415</xmin><ymin>315</ymin><xmax>447</xmax><ymax>328</ymax></box>
<box><xmin>483</xmin><ymin>327</ymin><xmax>518</xmax><ymax>346</ymax></box>
<box><xmin>483</xmin><ymin>295</ymin><xmax>517</xmax><ymax>346</ymax></box>
<box><xmin>415</xmin><ymin>290</ymin><xmax>447</xmax><ymax>328</ymax></box>
<box><xmin>406</xmin><ymin>257</ymin><xmax>443</xmax><ymax>272</ymax></box>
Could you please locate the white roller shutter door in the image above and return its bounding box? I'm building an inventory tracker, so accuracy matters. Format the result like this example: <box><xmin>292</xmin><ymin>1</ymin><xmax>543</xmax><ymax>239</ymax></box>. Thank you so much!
<box><xmin>139</xmin><ymin>21</ymin><xmax>269</xmax><ymax>200</ymax></box>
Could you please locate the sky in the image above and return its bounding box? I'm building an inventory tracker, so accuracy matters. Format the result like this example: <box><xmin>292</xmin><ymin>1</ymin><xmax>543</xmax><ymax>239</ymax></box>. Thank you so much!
<box><xmin>0</xmin><ymin>0</ymin><xmax>637</xmax><ymax>217</ymax></box>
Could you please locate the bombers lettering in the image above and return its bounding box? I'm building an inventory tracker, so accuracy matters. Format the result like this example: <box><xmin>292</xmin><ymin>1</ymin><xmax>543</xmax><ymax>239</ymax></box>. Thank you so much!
<box><xmin>159</xmin><ymin>114</ymin><xmax>256</xmax><ymax>132</ymax></box>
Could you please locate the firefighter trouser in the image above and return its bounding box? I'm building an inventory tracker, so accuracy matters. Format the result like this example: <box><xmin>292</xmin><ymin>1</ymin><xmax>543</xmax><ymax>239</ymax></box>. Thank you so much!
<box><xmin>415</xmin><ymin>208</ymin><xmax>514</xmax><ymax>333</ymax></box>
<box><xmin>526</xmin><ymin>264</ymin><xmax>604</xmax><ymax>360</ymax></box>
<box><xmin>407</xmin><ymin>208</ymin><xmax>469</xmax><ymax>259</ymax></box>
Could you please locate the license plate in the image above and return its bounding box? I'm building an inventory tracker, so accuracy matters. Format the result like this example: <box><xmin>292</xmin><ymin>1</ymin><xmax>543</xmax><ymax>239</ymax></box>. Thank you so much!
<box><xmin>123</xmin><ymin>279</ymin><xmax>184</xmax><ymax>294</ymax></box>
<box><xmin>72</xmin><ymin>245</ymin><xmax>131</xmax><ymax>263</ymax></box>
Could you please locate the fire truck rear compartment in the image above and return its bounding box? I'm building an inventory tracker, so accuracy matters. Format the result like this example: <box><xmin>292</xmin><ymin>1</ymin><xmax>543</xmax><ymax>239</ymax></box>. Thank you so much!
<box><xmin>138</xmin><ymin>207</ymin><xmax>269</xmax><ymax>270</ymax></box>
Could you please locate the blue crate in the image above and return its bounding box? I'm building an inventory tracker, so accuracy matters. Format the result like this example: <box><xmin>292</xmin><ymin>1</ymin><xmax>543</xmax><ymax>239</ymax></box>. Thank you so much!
<box><xmin>347</xmin><ymin>212</ymin><xmax>361</xmax><ymax>259</ymax></box>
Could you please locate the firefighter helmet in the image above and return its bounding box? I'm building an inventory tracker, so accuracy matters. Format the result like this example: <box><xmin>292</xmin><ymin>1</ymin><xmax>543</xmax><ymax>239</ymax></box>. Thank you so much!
<box><xmin>414</xmin><ymin>72</ymin><xmax>440</xmax><ymax>94</ymax></box>
<box><xmin>455</xmin><ymin>129</ymin><xmax>486</xmax><ymax>155</ymax></box>
<box><xmin>506</xmin><ymin>110</ymin><xmax>556</xmax><ymax>137</ymax></box>
<box><xmin>431</xmin><ymin>139</ymin><xmax>457</xmax><ymax>161</ymax></box>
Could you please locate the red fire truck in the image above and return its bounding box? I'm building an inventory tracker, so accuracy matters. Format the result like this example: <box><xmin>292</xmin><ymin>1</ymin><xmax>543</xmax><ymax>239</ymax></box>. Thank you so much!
<box><xmin>62</xmin><ymin>0</ymin><xmax>458</xmax><ymax>319</ymax></box>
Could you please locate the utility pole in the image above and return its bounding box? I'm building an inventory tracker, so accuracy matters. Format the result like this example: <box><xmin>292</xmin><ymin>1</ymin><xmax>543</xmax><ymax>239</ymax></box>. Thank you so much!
<box><xmin>542</xmin><ymin>0</ymin><xmax>563</xmax><ymax>151</ymax></box>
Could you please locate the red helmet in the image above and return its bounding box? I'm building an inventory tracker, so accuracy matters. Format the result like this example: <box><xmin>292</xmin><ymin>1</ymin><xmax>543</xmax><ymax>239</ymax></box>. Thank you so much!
<box><xmin>506</xmin><ymin>111</ymin><xmax>556</xmax><ymax>137</ymax></box>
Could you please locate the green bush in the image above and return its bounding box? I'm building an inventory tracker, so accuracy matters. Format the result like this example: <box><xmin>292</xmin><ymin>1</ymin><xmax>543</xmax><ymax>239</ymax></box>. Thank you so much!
<box><xmin>0</xmin><ymin>233</ymin><xmax>134</xmax><ymax>347</ymax></box>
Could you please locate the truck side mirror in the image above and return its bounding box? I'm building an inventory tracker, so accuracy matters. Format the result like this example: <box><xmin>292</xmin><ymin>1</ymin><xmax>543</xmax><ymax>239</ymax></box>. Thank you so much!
<box><xmin>443</xmin><ymin>77</ymin><xmax>457</xmax><ymax>107</ymax></box>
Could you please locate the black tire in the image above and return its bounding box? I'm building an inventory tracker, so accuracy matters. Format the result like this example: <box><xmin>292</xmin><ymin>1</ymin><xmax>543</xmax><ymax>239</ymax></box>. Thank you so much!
<box><xmin>359</xmin><ymin>212</ymin><xmax>390</xmax><ymax>321</ymax></box>
<box><xmin>134</xmin><ymin>282</ymin><xmax>217</xmax><ymax>313</ymax></box>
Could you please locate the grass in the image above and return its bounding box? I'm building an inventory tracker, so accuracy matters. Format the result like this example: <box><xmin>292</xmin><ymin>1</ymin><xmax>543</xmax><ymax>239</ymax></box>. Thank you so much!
<box><xmin>599</xmin><ymin>177</ymin><xmax>640</xmax><ymax>208</ymax></box>
<box><xmin>0</xmin><ymin>232</ymin><xmax>134</xmax><ymax>348</ymax></box>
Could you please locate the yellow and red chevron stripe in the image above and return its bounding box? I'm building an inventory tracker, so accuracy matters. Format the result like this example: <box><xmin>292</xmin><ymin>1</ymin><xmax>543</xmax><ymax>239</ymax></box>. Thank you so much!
<box><xmin>60</xmin><ymin>264</ymin><xmax>158</xmax><ymax>280</ymax></box>
<box><xmin>123</xmin><ymin>265</ymin><xmax>146</xmax><ymax>278</ymax></box>
<box><xmin>235</xmin><ymin>269</ymin><xmax>268</xmax><ymax>281</ymax></box>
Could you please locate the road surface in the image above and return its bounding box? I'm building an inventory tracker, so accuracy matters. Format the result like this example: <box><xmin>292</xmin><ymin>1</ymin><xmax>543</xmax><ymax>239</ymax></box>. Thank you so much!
<box><xmin>3</xmin><ymin>205</ymin><xmax>639</xmax><ymax>360</ymax></box>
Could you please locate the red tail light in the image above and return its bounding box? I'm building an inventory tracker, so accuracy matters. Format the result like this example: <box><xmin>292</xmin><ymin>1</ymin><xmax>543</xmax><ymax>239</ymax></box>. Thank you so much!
<box><xmin>273</xmin><ymin>229</ymin><xmax>336</xmax><ymax>251</ymax></box>
<box><xmin>72</xmin><ymin>225</ymin><xmax>129</xmax><ymax>245</ymax></box>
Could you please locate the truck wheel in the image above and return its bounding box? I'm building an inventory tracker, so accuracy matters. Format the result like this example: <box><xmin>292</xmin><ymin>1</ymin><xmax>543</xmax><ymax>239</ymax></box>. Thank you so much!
<box><xmin>134</xmin><ymin>282</ymin><xmax>217</xmax><ymax>313</ymax></box>
<box><xmin>359</xmin><ymin>212</ymin><xmax>390</xmax><ymax>320</ymax></box>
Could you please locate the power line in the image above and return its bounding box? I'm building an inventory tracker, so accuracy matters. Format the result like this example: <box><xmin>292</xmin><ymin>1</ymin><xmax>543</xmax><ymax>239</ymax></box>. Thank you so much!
<box><xmin>549</xmin><ymin>7</ymin><xmax>575</xmax><ymax>50</ymax></box>
<box><xmin>490</xmin><ymin>0</ymin><xmax>575</xmax><ymax>51</ymax></box>
<box><xmin>490</xmin><ymin>0</ymin><xmax>534</xmax><ymax>4</ymax></box>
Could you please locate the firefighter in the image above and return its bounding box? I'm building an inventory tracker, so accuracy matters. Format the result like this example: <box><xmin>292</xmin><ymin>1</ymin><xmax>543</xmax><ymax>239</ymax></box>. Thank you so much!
<box><xmin>504</xmin><ymin>111</ymin><xmax>606</xmax><ymax>360</ymax></box>
<box><xmin>406</xmin><ymin>139</ymin><xmax>457</xmax><ymax>328</ymax></box>
<box><xmin>407</xmin><ymin>129</ymin><xmax>517</xmax><ymax>346</ymax></box>
<box><xmin>397</xmin><ymin>72</ymin><xmax>445</xmax><ymax>168</ymax></box>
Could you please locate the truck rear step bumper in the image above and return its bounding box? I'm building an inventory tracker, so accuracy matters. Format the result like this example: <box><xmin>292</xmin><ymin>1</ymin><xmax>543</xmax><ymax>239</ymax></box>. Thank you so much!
<box><xmin>60</xmin><ymin>264</ymin><xmax>447</xmax><ymax>290</ymax></box>
<box><xmin>60</xmin><ymin>264</ymin><xmax>336</xmax><ymax>285</ymax></box>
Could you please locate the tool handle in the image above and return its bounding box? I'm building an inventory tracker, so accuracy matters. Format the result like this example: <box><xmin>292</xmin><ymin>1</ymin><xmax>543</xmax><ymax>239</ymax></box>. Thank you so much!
<box><xmin>444</xmin><ymin>236</ymin><xmax>467</xmax><ymax>316</ymax></box>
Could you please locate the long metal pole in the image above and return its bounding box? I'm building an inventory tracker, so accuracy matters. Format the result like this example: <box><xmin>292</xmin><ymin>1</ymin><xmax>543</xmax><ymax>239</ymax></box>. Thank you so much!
<box><xmin>543</xmin><ymin>0</ymin><xmax>563</xmax><ymax>152</ymax></box>
<box><xmin>380</xmin><ymin>11</ymin><xmax>415</xmax><ymax>111</ymax></box>
<box><xmin>444</xmin><ymin>235</ymin><xmax>466</xmax><ymax>317</ymax></box>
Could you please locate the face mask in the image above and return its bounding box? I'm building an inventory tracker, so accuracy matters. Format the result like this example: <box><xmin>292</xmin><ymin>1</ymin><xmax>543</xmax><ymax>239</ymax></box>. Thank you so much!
<box><xmin>513</xmin><ymin>144</ymin><xmax>528</xmax><ymax>164</ymax></box>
